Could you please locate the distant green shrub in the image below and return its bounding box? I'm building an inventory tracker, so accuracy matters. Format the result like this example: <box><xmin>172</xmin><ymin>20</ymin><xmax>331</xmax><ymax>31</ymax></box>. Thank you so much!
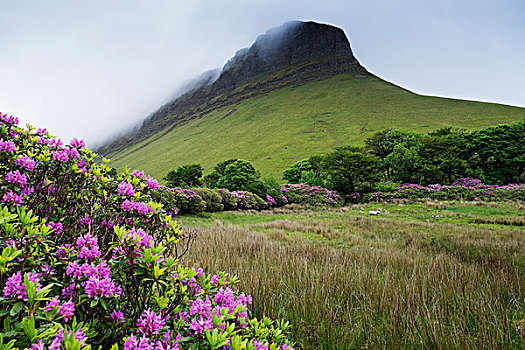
<box><xmin>193</xmin><ymin>188</ymin><xmax>224</xmax><ymax>212</ymax></box>
<box><xmin>283</xmin><ymin>159</ymin><xmax>313</xmax><ymax>183</ymax></box>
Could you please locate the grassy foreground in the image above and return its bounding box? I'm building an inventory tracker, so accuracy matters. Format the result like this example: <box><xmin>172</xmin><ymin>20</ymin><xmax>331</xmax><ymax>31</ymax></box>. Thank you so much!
<box><xmin>107</xmin><ymin>73</ymin><xmax>525</xmax><ymax>181</ymax></box>
<box><xmin>179</xmin><ymin>201</ymin><xmax>525</xmax><ymax>349</ymax></box>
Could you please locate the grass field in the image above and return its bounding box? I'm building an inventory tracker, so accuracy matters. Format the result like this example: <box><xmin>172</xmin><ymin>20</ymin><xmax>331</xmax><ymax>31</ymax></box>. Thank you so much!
<box><xmin>178</xmin><ymin>201</ymin><xmax>525</xmax><ymax>349</ymax></box>
<box><xmin>107</xmin><ymin>73</ymin><xmax>525</xmax><ymax>182</ymax></box>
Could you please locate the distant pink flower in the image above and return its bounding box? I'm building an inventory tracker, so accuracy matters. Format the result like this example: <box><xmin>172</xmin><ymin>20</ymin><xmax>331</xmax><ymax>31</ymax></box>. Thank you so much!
<box><xmin>30</xmin><ymin>339</ymin><xmax>44</xmax><ymax>350</ymax></box>
<box><xmin>145</xmin><ymin>176</ymin><xmax>158</xmax><ymax>190</ymax></box>
<box><xmin>190</xmin><ymin>297</ymin><xmax>212</xmax><ymax>317</ymax></box>
<box><xmin>0</xmin><ymin>139</ymin><xmax>16</xmax><ymax>152</ymax></box>
<box><xmin>0</xmin><ymin>113</ymin><xmax>19</xmax><ymax>125</ymax></box>
<box><xmin>44</xmin><ymin>296</ymin><xmax>61</xmax><ymax>312</ymax></box>
<box><xmin>67</xmin><ymin>147</ymin><xmax>79</xmax><ymax>159</ymax></box>
<box><xmin>210</xmin><ymin>274</ymin><xmax>220</xmax><ymax>286</ymax></box>
<box><xmin>110</xmin><ymin>310</ymin><xmax>125</xmax><ymax>323</ymax></box>
<box><xmin>60</xmin><ymin>299</ymin><xmax>75</xmax><ymax>321</ymax></box>
<box><xmin>132</xmin><ymin>169</ymin><xmax>145</xmax><ymax>178</ymax></box>
<box><xmin>53</xmin><ymin>150</ymin><xmax>69</xmax><ymax>162</ymax></box>
<box><xmin>5</xmin><ymin>170</ymin><xmax>27</xmax><ymax>186</ymax></box>
<box><xmin>189</xmin><ymin>317</ymin><xmax>212</xmax><ymax>335</ymax></box>
<box><xmin>253</xmin><ymin>340</ymin><xmax>269</xmax><ymax>350</ymax></box>
<box><xmin>3</xmin><ymin>271</ymin><xmax>41</xmax><ymax>300</ymax></box>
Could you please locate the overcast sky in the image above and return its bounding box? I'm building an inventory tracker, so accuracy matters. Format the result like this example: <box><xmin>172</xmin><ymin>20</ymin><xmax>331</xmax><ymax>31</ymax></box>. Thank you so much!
<box><xmin>1</xmin><ymin>0</ymin><xmax>524</xmax><ymax>147</ymax></box>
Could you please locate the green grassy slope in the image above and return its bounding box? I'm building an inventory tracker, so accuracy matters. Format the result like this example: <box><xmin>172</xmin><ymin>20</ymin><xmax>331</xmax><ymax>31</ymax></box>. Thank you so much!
<box><xmin>108</xmin><ymin>73</ymin><xmax>525</xmax><ymax>181</ymax></box>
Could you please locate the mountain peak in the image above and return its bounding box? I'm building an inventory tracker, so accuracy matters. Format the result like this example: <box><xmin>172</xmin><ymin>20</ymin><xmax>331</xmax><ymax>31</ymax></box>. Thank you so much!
<box><xmin>214</xmin><ymin>21</ymin><xmax>365</xmax><ymax>91</ymax></box>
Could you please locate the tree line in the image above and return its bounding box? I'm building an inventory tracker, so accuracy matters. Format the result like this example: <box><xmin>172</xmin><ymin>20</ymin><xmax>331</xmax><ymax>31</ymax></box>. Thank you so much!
<box><xmin>165</xmin><ymin>121</ymin><xmax>524</xmax><ymax>201</ymax></box>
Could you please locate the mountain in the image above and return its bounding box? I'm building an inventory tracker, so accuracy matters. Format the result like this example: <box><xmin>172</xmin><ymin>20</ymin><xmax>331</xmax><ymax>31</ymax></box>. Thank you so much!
<box><xmin>100</xmin><ymin>21</ymin><xmax>525</xmax><ymax>180</ymax></box>
<box><xmin>97</xmin><ymin>21</ymin><xmax>369</xmax><ymax>156</ymax></box>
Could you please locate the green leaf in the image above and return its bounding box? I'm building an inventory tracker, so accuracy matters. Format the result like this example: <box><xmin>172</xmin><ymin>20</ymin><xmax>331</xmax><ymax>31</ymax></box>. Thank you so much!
<box><xmin>9</xmin><ymin>302</ymin><xmax>23</xmax><ymax>317</ymax></box>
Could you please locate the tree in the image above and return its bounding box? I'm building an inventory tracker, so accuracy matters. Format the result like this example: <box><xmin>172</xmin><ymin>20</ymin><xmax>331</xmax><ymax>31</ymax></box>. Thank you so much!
<box><xmin>203</xmin><ymin>159</ymin><xmax>240</xmax><ymax>188</ymax></box>
<box><xmin>282</xmin><ymin>159</ymin><xmax>314</xmax><ymax>183</ymax></box>
<box><xmin>365</xmin><ymin>129</ymin><xmax>422</xmax><ymax>179</ymax></box>
<box><xmin>419</xmin><ymin>129</ymin><xmax>470</xmax><ymax>184</ymax></box>
<box><xmin>164</xmin><ymin>164</ymin><xmax>203</xmax><ymax>187</ymax></box>
<box><xmin>320</xmin><ymin>146</ymin><xmax>383</xmax><ymax>196</ymax></box>
<box><xmin>384</xmin><ymin>143</ymin><xmax>422</xmax><ymax>183</ymax></box>
<box><xmin>467</xmin><ymin>121</ymin><xmax>525</xmax><ymax>184</ymax></box>
<box><xmin>216</xmin><ymin>160</ymin><xmax>268</xmax><ymax>197</ymax></box>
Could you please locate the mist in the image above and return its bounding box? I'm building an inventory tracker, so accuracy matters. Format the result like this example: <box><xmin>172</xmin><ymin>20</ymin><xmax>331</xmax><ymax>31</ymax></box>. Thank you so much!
<box><xmin>1</xmin><ymin>1</ymin><xmax>524</xmax><ymax>148</ymax></box>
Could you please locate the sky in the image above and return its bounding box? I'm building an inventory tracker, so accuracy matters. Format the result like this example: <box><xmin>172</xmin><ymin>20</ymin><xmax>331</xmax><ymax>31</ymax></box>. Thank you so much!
<box><xmin>1</xmin><ymin>0</ymin><xmax>524</xmax><ymax>147</ymax></box>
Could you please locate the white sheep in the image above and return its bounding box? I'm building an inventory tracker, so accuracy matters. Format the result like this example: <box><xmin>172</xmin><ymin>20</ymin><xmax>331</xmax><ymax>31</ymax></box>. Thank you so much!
<box><xmin>369</xmin><ymin>210</ymin><xmax>381</xmax><ymax>216</ymax></box>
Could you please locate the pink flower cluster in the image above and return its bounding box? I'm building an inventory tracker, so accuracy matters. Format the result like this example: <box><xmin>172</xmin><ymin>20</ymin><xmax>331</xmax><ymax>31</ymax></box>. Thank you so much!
<box><xmin>118</xmin><ymin>181</ymin><xmax>135</xmax><ymax>196</ymax></box>
<box><xmin>2</xmin><ymin>271</ymin><xmax>41</xmax><ymax>300</ymax></box>
<box><xmin>44</xmin><ymin>296</ymin><xmax>75</xmax><ymax>321</ymax></box>
<box><xmin>15</xmin><ymin>156</ymin><xmax>35</xmax><ymax>171</ymax></box>
<box><xmin>122</xmin><ymin>199</ymin><xmax>153</xmax><ymax>215</ymax></box>
<box><xmin>138</xmin><ymin>309</ymin><xmax>165</xmax><ymax>335</ymax></box>
<box><xmin>0</xmin><ymin>139</ymin><xmax>16</xmax><ymax>152</ymax></box>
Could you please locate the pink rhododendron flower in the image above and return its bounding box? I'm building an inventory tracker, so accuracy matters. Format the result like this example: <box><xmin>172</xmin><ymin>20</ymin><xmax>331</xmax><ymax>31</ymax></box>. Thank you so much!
<box><xmin>145</xmin><ymin>176</ymin><xmax>158</xmax><ymax>190</ymax></box>
<box><xmin>85</xmin><ymin>276</ymin><xmax>117</xmax><ymax>299</ymax></box>
<box><xmin>0</xmin><ymin>139</ymin><xmax>16</xmax><ymax>152</ymax></box>
<box><xmin>53</xmin><ymin>150</ymin><xmax>69</xmax><ymax>162</ymax></box>
<box><xmin>70</xmin><ymin>138</ymin><xmax>85</xmax><ymax>148</ymax></box>
<box><xmin>2</xmin><ymin>191</ymin><xmax>23</xmax><ymax>206</ymax></box>
<box><xmin>15</xmin><ymin>156</ymin><xmax>35</xmax><ymax>171</ymax></box>
<box><xmin>132</xmin><ymin>169</ymin><xmax>145</xmax><ymax>178</ymax></box>
<box><xmin>118</xmin><ymin>181</ymin><xmax>135</xmax><ymax>196</ymax></box>
<box><xmin>137</xmin><ymin>309</ymin><xmax>165</xmax><ymax>335</ymax></box>
<box><xmin>3</xmin><ymin>271</ymin><xmax>41</xmax><ymax>300</ymax></box>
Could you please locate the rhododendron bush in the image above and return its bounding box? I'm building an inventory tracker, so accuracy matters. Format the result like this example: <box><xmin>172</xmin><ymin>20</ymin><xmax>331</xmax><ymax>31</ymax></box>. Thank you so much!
<box><xmin>369</xmin><ymin>178</ymin><xmax>525</xmax><ymax>202</ymax></box>
<box><xmin>0</xmin><ymin>113</ymin><xmax>295</xmax><ymax>350</ymax></box>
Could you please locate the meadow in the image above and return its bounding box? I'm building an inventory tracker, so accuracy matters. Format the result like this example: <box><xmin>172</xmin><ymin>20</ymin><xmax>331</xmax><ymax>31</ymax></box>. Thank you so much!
<box><xmin>179</xmin><ymin>201</ymin><xmax>525</xmax><ymax>349</ymax></box>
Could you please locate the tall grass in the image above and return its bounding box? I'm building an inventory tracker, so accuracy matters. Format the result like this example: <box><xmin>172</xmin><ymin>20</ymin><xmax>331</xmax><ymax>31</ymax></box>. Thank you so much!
<box><xmin>180</xmin><ymin>218</ymin><xmax>525</xmax><ymax>349</ymax></box>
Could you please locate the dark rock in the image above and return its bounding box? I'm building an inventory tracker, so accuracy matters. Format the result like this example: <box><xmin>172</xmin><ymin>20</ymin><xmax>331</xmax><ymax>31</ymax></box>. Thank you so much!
<box><xmin>97</xmin><ymin>21</ymin><xmax>369</xmax><ymax>156</ymax></box>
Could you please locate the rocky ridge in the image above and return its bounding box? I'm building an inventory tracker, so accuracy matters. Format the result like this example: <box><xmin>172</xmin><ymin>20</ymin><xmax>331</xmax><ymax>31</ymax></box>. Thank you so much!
<box><xmin>97</xmin><ymin>21</ymin><xmax>369</xmax><ymax>156</ymax></box>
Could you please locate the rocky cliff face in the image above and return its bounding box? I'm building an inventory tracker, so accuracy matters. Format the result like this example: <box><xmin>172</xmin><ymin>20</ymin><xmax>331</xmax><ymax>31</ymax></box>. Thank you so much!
<box><xmin>97</xmin><ymin>21</ymin><xmax>369</xmax><ymax>156</ymax></box>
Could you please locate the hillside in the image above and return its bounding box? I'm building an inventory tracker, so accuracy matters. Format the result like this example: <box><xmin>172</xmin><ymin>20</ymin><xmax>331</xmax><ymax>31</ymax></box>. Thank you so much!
<box><xmin>106</xmin><ymin>72</ymin><xmax>525</xmax><ymax>181</ymax></box>
<box><xmin>101</xmin><ymin>21</ymin><xmax>525</xmax><ymax>181</ymax></box>
<box><xmin>98</xmin><ymin>21</ymin><xmax>368</xmax><ymax>156</ymax></box>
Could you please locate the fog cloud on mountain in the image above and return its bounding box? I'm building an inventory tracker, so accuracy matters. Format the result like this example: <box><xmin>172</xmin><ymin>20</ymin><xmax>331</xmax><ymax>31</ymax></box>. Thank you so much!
<box><xmin>1</xmin><ymin>0</ymin><xmax>524</xmax><ymax>147</ymax></box>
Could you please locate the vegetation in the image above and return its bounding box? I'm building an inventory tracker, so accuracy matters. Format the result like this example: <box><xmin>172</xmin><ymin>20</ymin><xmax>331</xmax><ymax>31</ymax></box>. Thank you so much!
<box><xmin>106</xmin><ymin>73</ymin><xmax>525</xmax><ymax>181</ymax></box>
<box><xmin>282</xmin><ymin>121</ymin><xmax>525</xmax><ymax>201</ymax></box>
<box><xmin>179</xmin><ymin>201</ymin><xmax>525</xmax><ymax>349</ymax></box>
<box><xmin>164</xmin><ymin>163</ymin><xmax>203</xmax><ymax>187</ymax></box>
<box><xmin>0</xmin><ymin>114</ymin><xmax>296</xmax><ymax>350</ymax></box>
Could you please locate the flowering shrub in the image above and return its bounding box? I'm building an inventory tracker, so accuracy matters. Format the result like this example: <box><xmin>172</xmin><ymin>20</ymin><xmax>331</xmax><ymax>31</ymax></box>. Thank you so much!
<box><xmin>266</xmin><ymin>189</ymin><xmax>288</xmax><ymax>208</ymax></box>
<box><xmin>217</xmin><ymin>189</ymin><xmax>239</xmax><ymax>211</ymax></box>
<box><xmin>0</xmin><ymin>113</ymin><xmax>295</xmax><ymax>349</ymax></box>
<box><xmin>279</xmin><ymin>183</ymin><xmax>343</xmax><ymax>206</ymax></box>
<box><xmin>217</xmin><ymin>189</ymin><xmax>267</xmax><ymax>211</ymax></box>
<box><xmin>369</xmin><ymin>178</ymin><xmax>525</xmax><ymax>202</ymax></box>
<box><xmin>151</xmin><ymin>186</ymin><xmax>206</xmax><ymax>215</ymax></box>
<box><xmin>193</xmin><ymin>188</ymin><xmax>224</xmax><ymax>213</ymax></box>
